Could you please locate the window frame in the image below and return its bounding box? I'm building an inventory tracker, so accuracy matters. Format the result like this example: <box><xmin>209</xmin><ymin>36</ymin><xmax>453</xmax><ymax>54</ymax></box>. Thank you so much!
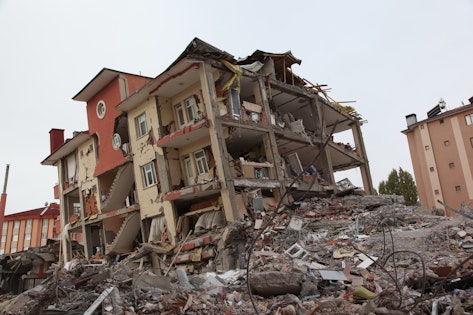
<box><xmin>194</xmin><ymin>149</ymin><xmax>209</xmax><ymax>175</ymax></box>
<box><xmin>13</xmin><ymin>221</ymin><xmax>19</xmax><ymax>229</ymax></box>
<box><xmin>185</xmin><ymin>96</ymin><xmax>198</xmax><ymax>123</ymax></box>
<box><xmin>26</xmin><ymin>219</ymin><xmax>32</xmax><ymax>227</ymax></box>
<box><xmin>142</xmin><ymin>161</ymin><xmax>158</xmax><ymax>188</ymax></box>
<box><xmin>135</xmin><ymin>112</ymin><xmax>148</xmax><ymax>138</ymax></box>
<box><xmin>176</xmin><ymin>104</ymin><xmax>185</xmax><ymax>129</ymax></box>
<box><xmin>96</xmin><ymin>100</ymin><xmax>106</xmax><ymax>119</ymax></box>
<box><xmin>184</xmin><ymin>155</ymin><xmax>194</xmax><ymax>182</ymax></box>
<box><xmin>466</xmin><ymin>113</ymin><xmax>473</xmax><ymax>126</ymax></box>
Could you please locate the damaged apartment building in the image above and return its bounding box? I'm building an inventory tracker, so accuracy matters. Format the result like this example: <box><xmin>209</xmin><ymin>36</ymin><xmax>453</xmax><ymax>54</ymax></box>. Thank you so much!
<box><xmin>41</xmin><ymin>38</ymin><xmax>374</xmax><ymax>262</ymax></box>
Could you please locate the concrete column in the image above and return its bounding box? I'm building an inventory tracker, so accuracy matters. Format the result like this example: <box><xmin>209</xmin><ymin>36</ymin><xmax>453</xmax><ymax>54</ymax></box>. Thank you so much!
<box><xmin>351</xmin><ymin>121</ymin><xmax>375</xmax><ymax>194</ymax></box>
<box><xmin>200</xmin><ymin>62</ymin><xmax>239</xmax><ymax>222</ymax></box>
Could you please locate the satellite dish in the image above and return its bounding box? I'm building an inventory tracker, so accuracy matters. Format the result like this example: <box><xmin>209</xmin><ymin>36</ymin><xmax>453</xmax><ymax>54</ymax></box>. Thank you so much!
<box><xmin>439</xmin><ymin>98</ymin><xmax>446</xmax><ymax>110</ymax></box>
<box><xmin>112</xmin><ymin>133</ymin><xmax>122</xmax><ymax>150</ymax></box>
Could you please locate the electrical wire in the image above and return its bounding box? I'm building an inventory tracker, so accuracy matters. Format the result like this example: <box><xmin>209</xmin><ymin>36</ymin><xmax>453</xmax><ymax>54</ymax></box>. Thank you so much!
<box><xmin>245</xmin><ymin>120</ymin><xmax>339</xmax><ymax>314</ymax></box>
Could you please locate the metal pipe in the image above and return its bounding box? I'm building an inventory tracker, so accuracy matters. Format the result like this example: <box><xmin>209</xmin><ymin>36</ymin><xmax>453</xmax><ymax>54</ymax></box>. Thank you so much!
<box><xmin>2</xmin><ymin>164</ymin><xmax>9</xmax><ymax>194</ymax></box>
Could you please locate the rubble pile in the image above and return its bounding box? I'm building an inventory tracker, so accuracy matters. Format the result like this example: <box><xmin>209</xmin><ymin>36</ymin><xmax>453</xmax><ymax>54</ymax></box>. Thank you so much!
<box><xmin>2</xmin><ymin>194</ymin><xmax>473</xmax><ymax>314</ymax></box>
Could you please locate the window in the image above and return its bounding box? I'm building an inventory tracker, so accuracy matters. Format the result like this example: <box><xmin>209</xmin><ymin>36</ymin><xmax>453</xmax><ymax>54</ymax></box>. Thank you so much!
<box><xmin>13</xmin><ymin>221</ymin><xmax>19</xmax><ymax>229</ymax></box>
<box><xmin>434</xmin><ymin>189</ymin><xmax>439</xmax><ymax>195</ymax></box>
<box><xmin>176</xmin><ymin>104</ymin><xmax>185</xmax><ymax>129</ymax></box>
<box><xmin>184</xmin><ymin>155</ymin><xmax>194</xmax><ymax>183</ymax></box>
<box><xmin>10</xmin><ymin>247</ymin><xmax>16</xmax><ymax>253</ymax></box>
<box><xmin>429</xmin><ymin>166</ymin><xmax>435</xmax><ymax>172</ymax></box>
<box><xmin>1</xmin><ymin>235</ymin><xmax>5</xmax><ymax>243</ymax></box>
<box><xmin>0</xmin><ymin>249</ymin><xmax>4</xmax><ymax>255</ymax></box>
<box><xmin>12</xmin><ymin>235</ymin><xmax>18</xmax><ymax>242</ymax></box>
<box><xmin>142</xmin><ymin>162</ymin><xmax>158</xmax><ymax>188</ymax></box>
<box><xmin>135</xmin><ymin>113</ymin><xmax>148</xmax><ymax>138</ymax></box>
<box><xmin>194</xmin><ymin>150</ymin><xmax>209</xmax><ymax>175</ymax></box>
<box><xmin>25</xmin><ymin>233</ymin><xmax>31</xmax><ymax>241</ymax></box>
<box><xmin>229</xmin><ymin>88</ymin><xmax>241</xmax><ymax>118</ymax></box>
<box><xmin>466</xmin><ymin>114</ymin><xmax>473</xmax><ymax>126</ymax></box>
<box><xmin>456</xmin><ymin>186</ymin><xmax>461</xmax><ymax>192</ymax></box>
<box><xmin>96</xmin><ymin>100</ymin><xmax>106</xmax><ymax>119</ymax></box>
<box><xmin>440</xmin><ymin>119</ymin><xmax>444</xmax><ymax>124</ymax></box>
<box><xmin>43</xmin><ymin>219</ymin><xmax>49</xmax><ymax>228</ymax></box>
<box><xmin>41</xmin><ymin>232</ymin><xmax>46</xmax><ymax>240</ymax></box>
<box><xmin>425</xmin><ymin>145</ymin><xmax>430</xmax><ymax>150</ymax></box>
<box><xmin>185</xmin><ymin>96</ymin><xmax>198</xmax><ymax>123</ymax></box>
<box><xmin>2</xmin><ymin>221</ymin><xmax>7</xmax><ymax>232</ymax></box>
<box><xmin>26</xmin><ymin>219</ymin><xmax>32</xmax><ymax>227</ymax></box>
<box><xmin>449</xmin><ymin>162</ymin><xmax>455</xmax><ymax>169</ymax></box>
<box><xmin>444</xmin><ymin>140</ymin><xmax>449</xmax><ymax>146</ymax></box>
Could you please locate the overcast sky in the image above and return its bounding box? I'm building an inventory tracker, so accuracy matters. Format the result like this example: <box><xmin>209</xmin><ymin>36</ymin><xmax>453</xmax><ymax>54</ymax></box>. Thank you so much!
<box><xmin>0</xmin><ymin>1</ymin><xmax>472</xmax><ymax>214</ymax></box>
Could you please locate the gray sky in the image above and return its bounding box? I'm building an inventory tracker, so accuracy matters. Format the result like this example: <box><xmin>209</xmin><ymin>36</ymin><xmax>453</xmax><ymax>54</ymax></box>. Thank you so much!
<box><xmin>1</xmin><ymin>0</ymin><xmax>472</xmax><ymax>214</ymax></box>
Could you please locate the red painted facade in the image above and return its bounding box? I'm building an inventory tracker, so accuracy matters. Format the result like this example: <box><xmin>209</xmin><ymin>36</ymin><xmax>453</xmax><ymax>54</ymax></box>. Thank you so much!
<box><xmin>86</xmin><ymin>75</ymin><xmax>150</xmax><ymax>177</ymax></box>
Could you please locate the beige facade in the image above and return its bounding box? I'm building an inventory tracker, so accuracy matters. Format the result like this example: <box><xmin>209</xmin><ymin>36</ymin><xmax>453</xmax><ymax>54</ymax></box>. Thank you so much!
<box><xmin>43</xmin><ymin>39</ymin><xmax>374</xmax><ymax>263</ymax></box>
<box><xmin>403</xmin><ymin>98</ymin><xmax>473</xmax><ymax>215</ymax></box>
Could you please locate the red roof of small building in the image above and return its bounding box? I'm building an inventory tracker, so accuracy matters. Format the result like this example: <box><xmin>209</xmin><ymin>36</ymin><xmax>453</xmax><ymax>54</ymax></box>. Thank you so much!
<box><xmin>4</xmin><ymin>203</ymin><xmax>60</xmax><ymax>220</ymax></box>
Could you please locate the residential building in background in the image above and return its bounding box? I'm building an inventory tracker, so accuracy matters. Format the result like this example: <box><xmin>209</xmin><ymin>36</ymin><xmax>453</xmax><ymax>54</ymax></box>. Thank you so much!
<box><xmin>0</xmin><ymin>203</ymin><xmax>60</xmax><ymax>254</ymax></box>
<box><xmin>42</xmin><ymin>38</ymin><xmax>374</xmax><ymax>263</ymax></box>
<box><xmin>402</xmin><ymin>96</ymin><xmax>473</xmax><ymax>215</ymax></box>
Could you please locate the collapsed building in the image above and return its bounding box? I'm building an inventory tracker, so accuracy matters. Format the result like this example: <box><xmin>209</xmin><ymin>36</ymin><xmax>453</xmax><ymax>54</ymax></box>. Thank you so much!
<box><xmin>41</xmin><ymin>38</ymin><xmax>374</xmax><ymax>264</ymax></box>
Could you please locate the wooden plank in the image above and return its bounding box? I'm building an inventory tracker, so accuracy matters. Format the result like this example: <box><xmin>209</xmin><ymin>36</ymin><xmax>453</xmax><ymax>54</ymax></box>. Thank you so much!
<box><xmin>83</xmin><ymin>286</ymin><xmax>115</xmax><ymax>315</ymax></box>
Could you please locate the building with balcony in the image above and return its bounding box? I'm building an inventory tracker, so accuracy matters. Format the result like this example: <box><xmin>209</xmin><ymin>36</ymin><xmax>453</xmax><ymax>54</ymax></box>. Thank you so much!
<box><xmin>42</xmin><ymin>38</ymin><xmax>373</xmax><ymax>262</ymax></box>
<box><xmin>402</xmin><ymin>96</ymin><xmax>473</xmax><ymax>215</ymax></box>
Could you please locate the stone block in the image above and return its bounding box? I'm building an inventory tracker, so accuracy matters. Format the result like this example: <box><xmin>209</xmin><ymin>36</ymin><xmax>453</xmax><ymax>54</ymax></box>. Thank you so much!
<box><xmin>249</xmin><ymin>271</ymin><xmax>302</xmax><ymax>297</ymax></box>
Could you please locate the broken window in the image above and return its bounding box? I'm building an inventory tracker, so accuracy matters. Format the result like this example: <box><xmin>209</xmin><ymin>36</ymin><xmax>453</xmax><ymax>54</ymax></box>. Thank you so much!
<box><xmin>176</xmin><ymin>104</ymin><xmax>185</xmax><ymax>129</ymax></box>
<box><xmin>135</xmin><ymin>112</ymin><xmax>148</xmax><ymax>138</ymax></box>
<box><xmin>185</xmin><ymin>96</ymin><xmax>198</xmax><ymax>123</ymax></box>
<box><xmin>229</xmin><ymin>88</ymin><xmax>241</xmax><ymax>118</ymax></box>
<box><xmin>194</xmin><ymin>150</ymin><xmax>209</xmax><ymax>175</ymax></box>
<box><xmin>184</xmin><ymin>155</ymin><xmax>194</xmax><ymax>185</ymax></box>
<box><xmin>142</xmin><ymin>162</ymin><xmax>158</xmax><ymax>188</ymax></box>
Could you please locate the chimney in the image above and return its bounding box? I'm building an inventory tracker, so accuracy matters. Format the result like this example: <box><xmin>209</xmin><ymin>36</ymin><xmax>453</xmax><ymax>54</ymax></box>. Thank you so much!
<box><xmin>0</xmin><ymin>164</ymin><xmax>10</xmax><ymax>237</ymax></box>
<box><xmin>49</xmin><ymin>129</ymin><xmax>65</xmax><ymax>154</ymax></box>
<box><xmin>406</xmin><ymin>114</ymin><xmax>417</xmax><ymax>127</ymax></box>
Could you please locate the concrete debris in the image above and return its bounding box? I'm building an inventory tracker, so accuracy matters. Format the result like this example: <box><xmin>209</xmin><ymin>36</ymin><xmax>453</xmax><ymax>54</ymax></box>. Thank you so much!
<box><xmin>3</xmin><ymin>194</ymin><xmax>473</xmax><ymax>314</ymax></box>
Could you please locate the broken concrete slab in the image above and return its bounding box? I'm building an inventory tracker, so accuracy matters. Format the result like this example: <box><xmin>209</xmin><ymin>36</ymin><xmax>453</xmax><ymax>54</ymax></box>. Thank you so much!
<box><xmin>249</xmin><ymin>271</ymin><xmax>302</xmax><ymax>297</ymax></box>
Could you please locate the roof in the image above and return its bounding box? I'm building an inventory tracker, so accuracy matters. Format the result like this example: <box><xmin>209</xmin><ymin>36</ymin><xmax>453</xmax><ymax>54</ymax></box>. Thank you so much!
<box><xmin>402</xmin><ymin>102</ymin><xmax>473</xmax><ymax>134</ymax></box>
<box><xmin>41</xmin><ymin>131</ymin><xmax>91</xmax><ymax>166</ymax></box>
<box><xmin>117</xmin><ymin>38</ymin><xmax>235</xmax><ymax>112</ymax></box>
<box><xmin>238</xmin><ymin>49</ymin><xmax>302</xmax><ymax>67</ymax></box>
<box><xmin>5</xmin><ymin>203</ymin><xmax>60</xmax><ymax>220</ymax></box>
<box><xmin>72</xmin><ymin>68</ymin><xmax>153</xmax><ymax>102</ymax></box>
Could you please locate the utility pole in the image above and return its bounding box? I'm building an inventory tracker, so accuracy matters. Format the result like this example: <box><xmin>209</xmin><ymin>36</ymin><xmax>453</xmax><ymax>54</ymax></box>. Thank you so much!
<box><xmin>0</xmin><ymin>164</ymin><xmax>10</xmax><ymax>239</ymax></box>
